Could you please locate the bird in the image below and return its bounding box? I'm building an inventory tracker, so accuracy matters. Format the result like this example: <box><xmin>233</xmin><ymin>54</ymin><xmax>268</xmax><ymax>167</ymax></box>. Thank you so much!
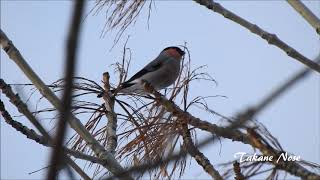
<box><xmin>99</xmin><ymin>46</ymin><xmax>185</xmax><ymax>96</ymax></box>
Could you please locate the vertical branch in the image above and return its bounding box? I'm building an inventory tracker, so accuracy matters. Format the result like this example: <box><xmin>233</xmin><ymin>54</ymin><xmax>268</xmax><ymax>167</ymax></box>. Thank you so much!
<box><xmin>180</xmin><ymin>123</ymin><xmax>223</xmax><ymax>180</ymax></box>
<box><xmin>102</xmin><ymin>72</ymin><xmax>118</xmax><ymax>155</ymax></box>
<box><xmin>287</xmin><ymin>0</ymin><xmax>320</xmax><ymax>34</ymax></box>
<box><xmin>47</xmin><ymin>1</ymin><xmax>85</xmax><ymax>179</ymax></box>
<box><xmin>233</xmin><ymin>161</ymin><xmax>244</xmax><ymax>180</ymax></box>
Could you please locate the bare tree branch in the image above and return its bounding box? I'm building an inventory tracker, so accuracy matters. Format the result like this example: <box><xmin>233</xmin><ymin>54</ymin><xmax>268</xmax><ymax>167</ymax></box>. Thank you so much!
<box><xmin>193</xmin><ymin>0</ymin><xmax>320</xmax><ymax>73</ymax></box>
<box><xmin>229</xmin><ymin>53</ymin><xmax>320</xmax><ymax>129</ymax></box>
<box><xmin>142</xmin><ymin>81</ymin><xmax>320</xmax><ymax>179</ymax></box>
<box><xmin>0</xmin><ymin>80</ymin><xmax>91</xmax><ymax>180</ymax></box>
<box><xmin>246</xmin><ymin>128</ymin><xmax>320</xmax><ymax>180</ymax></box>
<box><xmin>180</xmin><ymin>123</ymin><xmax>223</xmax><ymax>180</ymax></box>
<box><xmin>47</xmin><ymin>1</ymin><xmax>85</xmax><ymax>179</ymax></box>
<box><xmin>287</xmin><ymin>0</ymin><xmax>320</xmax><ymax>35</ymax></box>
<box><xmin>0</xmin><ymin>98</ymin><xmax>103</xmax><ymax>165</ymax></box>
<box><xmin>102</xmin><ymin>72</ymin><xmax>118</xmax><ymax>155</ymax></box>
<box><xmin>142</xmin><ymin>81</ymin><xmax>249</xmax><ymax>144</ymax></box>
<box><xmin>233</xmin><ymin>161</ymin><xmax>245</xmax><ymax>180</ymax></box>
<box><xmin>0</xmin><ymin>27</ymin><xmax>132</xmax><ymax>180</ymax></box>
<box><xmin>106</xmin><ymin>136</ymin><xmax>215</xmax><ymax>180</ymax></box>
<box><xmin>0</xmin><ymin>100</ymin><xmax>49</xmax><ymax>146</ymax></box>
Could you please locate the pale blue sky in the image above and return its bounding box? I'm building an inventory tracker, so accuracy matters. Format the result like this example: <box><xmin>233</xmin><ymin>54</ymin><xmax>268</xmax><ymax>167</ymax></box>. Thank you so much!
<box><xmin>1</xmin><ymin>1</ymin><xmax>319</xmax><ymax>179</ymax></box>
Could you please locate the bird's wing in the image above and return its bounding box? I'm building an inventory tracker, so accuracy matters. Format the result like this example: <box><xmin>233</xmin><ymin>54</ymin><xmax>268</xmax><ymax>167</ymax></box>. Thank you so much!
<box><xmin>125</xmin><ymin>55</ymin><xmax>165</xmax><ymax>83</ymax></box>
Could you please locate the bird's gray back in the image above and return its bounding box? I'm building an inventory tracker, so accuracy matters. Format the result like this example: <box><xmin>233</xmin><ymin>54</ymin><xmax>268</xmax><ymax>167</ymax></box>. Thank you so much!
<box><xmin>141</xmin><ymin>56</ymin><xmax>181</xmax><ymax>89</ymax></box>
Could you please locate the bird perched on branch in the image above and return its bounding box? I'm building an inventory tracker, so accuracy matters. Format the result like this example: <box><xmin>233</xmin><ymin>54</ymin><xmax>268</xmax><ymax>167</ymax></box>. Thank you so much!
<box><xmin>99</xmin><ymin>46</ymin><xmax>185</xmax><ymax>97</ymax></box>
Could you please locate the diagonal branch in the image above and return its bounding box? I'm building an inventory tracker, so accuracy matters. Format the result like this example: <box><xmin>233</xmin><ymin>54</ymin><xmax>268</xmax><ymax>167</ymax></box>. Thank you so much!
<box><xmin>193</xmin><ymin>0</ymin><xmax>320</xmax><ymax>73</ymax></box>
<box><xmin>0</xmin><ymin>29</ymin><xmax>132</xmax><ymax>179</ymax></box>
<box><xmin>228</xmin><ymin>53</ymin><xmax>320</xmax><ymax>129</ymax></box>
<box><xmin>142</xmin><ymin>81</ymin><xmax>320</xmax><ymax>179</ymax></box>
<box><xmin>287</xmin><ymin>0</ymin><xmax>320</xmax><ymax>35</ymax></box>
<box><xmin>0</xmin><ymin>80</ymin><xmax>91</xmax><ymax>180</ymax></box>
<box><xmin>143</xmin><ymin>81</ymin><xmax>250</xmax><ymax>144</ymax></box>
<box><xmin>0</xmin><ymin>99</ymin><xmax>104</xmax><ymax>166</ymax></box>
<box><xmin>180</xmin><ymin>123</ymin><xmax>223</xmax><ymax>180</ymax></box>
<box><xmin>246</xmin><ymin>128</ymin><xmax>320</xmax><ymax>180</ymax></box>
<box><xmin>0</xmin><ymin>100</ymin><xmax>49</xmax><ymax>146</ymax></box>
<box><xmin>106</xmin><ymin>135</ymin><xmax>215</xmax><ymax>180</ymax></box>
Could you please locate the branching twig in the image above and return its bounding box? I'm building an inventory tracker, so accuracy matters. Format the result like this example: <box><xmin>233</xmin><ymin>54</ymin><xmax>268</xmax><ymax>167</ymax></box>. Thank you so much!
<box><xmin>287</xmin><ymin>0</ymin><xmax>320</xmax><ymax>35</ymax></box>
<box><xmin>106</xmin><ymin>136</ymin><xmax>215</xmax><ymax>180</ymax></box>
<box><xmin>0</xmin><ymin>27</ymin><xmax>132</xmax><ymax>179</ymax></box>
<box><xmin>193</xmin><ymin>0</ymin><xmax>320</xmax><ymax>73</ymax></box>
<box><xmin>0</xmin><ymin>99</ymin><xmax>104</xmax><ymax>166</ymax></box>
<box><xmin>142</xmin><ymin>81</ymin><xmax>320</xmax><ymax>179</ymax></box>
<box><xmin>0</xmin><ymin>100</ymin><xmax>49</xmax><ymax>146</ymax></box>
<box><xmin>142</xmin><ymin>81</ymin><xmax>249</xmax><ymax>144</ymax></box>
<box><xmin>0</xmin><ymin>80</ymin><xmax>91</xmax><ymax>180</ymax></box>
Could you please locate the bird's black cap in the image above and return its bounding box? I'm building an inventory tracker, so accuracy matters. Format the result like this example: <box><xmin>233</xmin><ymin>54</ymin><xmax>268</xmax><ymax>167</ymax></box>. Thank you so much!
<box><xmin>163</xmin><ymin>46</ymin><xmax>185</xmax><ymax>56</ymax></box>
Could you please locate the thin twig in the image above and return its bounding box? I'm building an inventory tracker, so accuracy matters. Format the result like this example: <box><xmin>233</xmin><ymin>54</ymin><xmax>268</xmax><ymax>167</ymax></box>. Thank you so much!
<box><xmin>0</xmin><ymin>100</ymin><xmax>49</xmax><ymax>145</ymax></box>
<box><xmin>193</xmin><ymin>0</ymin><xmax>320</xmax><ymax>73</ymax></box>
<box><xmin>106</xmin><ymin>136</ymin><xmax>215</xmax><ymax>180</ymax></box>
<box><xmin>287</xmin><ymin>0</ymin><xmax>320</xmax><ymax>35</ymax></box>
<box><xmin>0</xmin><ymin>99</ymin><xmax>104</xmax><ymax>167</ymax></box>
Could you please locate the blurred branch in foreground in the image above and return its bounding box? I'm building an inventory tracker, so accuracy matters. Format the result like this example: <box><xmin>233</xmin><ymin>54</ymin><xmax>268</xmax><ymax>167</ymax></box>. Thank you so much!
<box><xmin>47</xmin><ymin>1</ymin><xmax>85</xmax><ymax>179</ymax></box>
<box><xmin>228</xmin><ymin>53</ymin><xmax>320</xmax><ymax>129</ymax></box>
